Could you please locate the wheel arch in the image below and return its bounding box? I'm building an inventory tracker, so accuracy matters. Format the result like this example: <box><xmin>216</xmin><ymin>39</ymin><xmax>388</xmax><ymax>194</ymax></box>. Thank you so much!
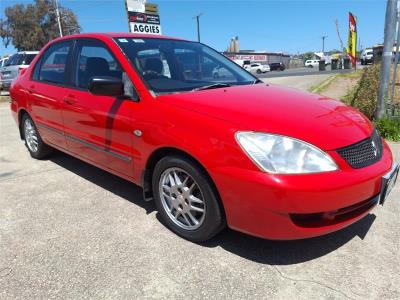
<box><xmin>142</xmin><ymin>147</ymin><xmax>226</xmax><ymax>219</ymax></box>
<box><xmin>18</xmin><ymin>108</ymin><xmax>29</xmax><ymax>139</ymax></box>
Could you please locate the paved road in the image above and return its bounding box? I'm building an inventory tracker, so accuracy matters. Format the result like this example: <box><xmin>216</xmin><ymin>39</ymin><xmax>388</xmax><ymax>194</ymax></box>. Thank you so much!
<box><xmin>259</xmin><ymin>67</ymin><xmax>352</xmax><ymax>79</ymax></box>
<box><xmin>263</xmin><ymin>74</ymin><xmax>332</xmax><ymax>92</ymax></box>
<box><xmin>0</xmin><ymin>102</ymin><xmax>399</xmax><ymax>299</ymax></box>
<box><xmin>260</xmin><ymin>62</ymin><xmax>367</xmax><ymax>79</ymax></box>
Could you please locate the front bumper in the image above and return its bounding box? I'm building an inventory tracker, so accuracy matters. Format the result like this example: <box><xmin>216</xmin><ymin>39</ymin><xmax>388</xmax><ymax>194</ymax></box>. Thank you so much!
<box><xmin>211</xmin><ymin>141</ymin><xmax>394</xmax><ymax>240</ymax></box>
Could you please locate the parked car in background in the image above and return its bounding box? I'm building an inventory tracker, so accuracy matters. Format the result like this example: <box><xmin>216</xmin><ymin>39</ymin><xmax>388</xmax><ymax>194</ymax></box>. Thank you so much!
<box><xmin>244</xmin><ymin>63</ymin><xmax>270</xmax><ymax>74</ymax></box>
<box><xmin>305</xmin><ymin>60</ymin><xmax>320</xmax><ymax>68</ymax></box>
<box><xmin>269</xmin><ymin>62</ymin><xmax>286</xmax><ymax>71</ymax></box>
<box><xmin>10</xmin><ymin>33</ymin><xmax>398</xmax><ymax>242</ymax></box>
<box><xmin>0</xmin><ymin>57</ymin><xmax>9</xmax><ymax>68</ymax></box>
<box><xmin>0</xmin><ymin>51</ymin><xmax>38</xmax><ymax>91</ymax></box>
<box><xmin>361</xmin><ymin>48</ymin><xmax>374</xmax><ymax>65</ymax></box>
<box><xmin>1</xmin><ymin>57</ymin><xmax>10</xmax><ymax>90</ymax></box>
<box><xmin>233</xmin><ymin>59</ymin><xmax>251</xmax><ymax>68</ymax></box>
<box><xmin>212</xmin><ymin>66</ymin><xmax>234</xmax><ymax>79</ymax></box>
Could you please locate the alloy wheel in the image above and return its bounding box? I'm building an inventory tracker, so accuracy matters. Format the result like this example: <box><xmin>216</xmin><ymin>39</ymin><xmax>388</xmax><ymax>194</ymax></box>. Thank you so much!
<box><xmin>24</xmin><ymin>118</ymin><xmax>39</xmax><ymax>153</ymax></box>
<box><xmin>159</xmin><ymin>167</ymin><xmax>206</xmax><ymax>230</ymax></box>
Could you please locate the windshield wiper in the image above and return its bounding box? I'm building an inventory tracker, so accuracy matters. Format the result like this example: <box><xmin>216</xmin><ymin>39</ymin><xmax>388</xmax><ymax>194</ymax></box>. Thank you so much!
<box><xmin>193</xmin><ymin>83</ymin><xmax>231</xmax><ymax>91</ymax></box>
<box><xmin>254</xmin><ymin>79</ymin><xmax>264</xmax><ymax>84</ymax></box>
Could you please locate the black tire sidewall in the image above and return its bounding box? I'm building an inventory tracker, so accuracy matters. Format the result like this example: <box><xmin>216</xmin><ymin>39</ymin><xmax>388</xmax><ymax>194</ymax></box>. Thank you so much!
<box><xmin>152</xmin><ymin>156</ymin><xmax>224</xmax><ymax>242</ymax></box>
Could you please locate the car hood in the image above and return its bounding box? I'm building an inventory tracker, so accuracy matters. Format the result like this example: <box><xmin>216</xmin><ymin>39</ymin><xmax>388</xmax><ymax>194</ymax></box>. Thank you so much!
<box><xmin>157</xmin><ymin>84</ymin><xmax>373</xmax><ymax>150</ymax></box>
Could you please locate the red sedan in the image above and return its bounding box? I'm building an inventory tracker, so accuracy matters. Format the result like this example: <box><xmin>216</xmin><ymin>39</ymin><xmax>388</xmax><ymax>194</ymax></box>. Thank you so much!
<box><xmin>10</xmin><ymin>33</ymin><xmax>399</xmax><ymax>242</ymax></box>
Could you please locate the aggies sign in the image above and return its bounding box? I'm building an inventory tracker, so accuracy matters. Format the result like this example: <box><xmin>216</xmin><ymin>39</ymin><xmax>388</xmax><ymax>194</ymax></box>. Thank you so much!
<box><xmin>129</xmin><ymin>12</ymin><xmax>162</xmax><ymax>35</ymax></box>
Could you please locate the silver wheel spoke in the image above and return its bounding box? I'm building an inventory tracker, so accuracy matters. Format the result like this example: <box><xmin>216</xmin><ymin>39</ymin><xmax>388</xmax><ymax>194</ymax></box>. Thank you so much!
<box><xmin>168</xmin><ymin>173</ymin><xmax>175</xmax><ymax>186</ymax></box>
<box><xmin>189</xmin><ymin>195</ymin><xmax>203</xmax><ymax>204</ymax></box>
<box><xmin>187</xmin><ymin>212</ymin><xmax>199</xmax><ymax>225</ymax></box>
<box><xmin>182</xmin><ymin>213</ymin><xmax>191</xmax><ymax>226</ymax></box>
<box><xmin>173</xmin><ymin>171</ymin><xmax>182</xmax><ymax>185</ymax></box>
<box><xmin>189</xmin><ymin>182</ymin><xmax>196</xmax><ymax>193</ymax></box>
<box><xmin>182</xmin><ymin>175</ymin><xmax>189</xmax><ymax>187</ymax></box>
<box><xmin>190</xmin><ymin>205</ymin><xmax>204</xmax><ymax>213</ymax></box>
<box><xmin>162</xmin><ymin>185</ymin><xmax>171</xmax><ymax>194</ymax></box>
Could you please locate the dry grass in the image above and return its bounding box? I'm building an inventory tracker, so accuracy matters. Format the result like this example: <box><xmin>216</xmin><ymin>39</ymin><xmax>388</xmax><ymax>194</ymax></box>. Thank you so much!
<box><xmin>0</xmin><ymin>95</ymin><xmax>10</xmax><ymax>103</ymax></box>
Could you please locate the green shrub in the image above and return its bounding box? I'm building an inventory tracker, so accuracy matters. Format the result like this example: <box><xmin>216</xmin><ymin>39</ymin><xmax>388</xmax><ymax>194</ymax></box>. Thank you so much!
<box><xmin>374</xmin><ymin>118</ymin><xmax>400</xmax><ymax>141</ymax></box>
<box><xmin>342</xmin><ymin>64</ymin><xmax>381</xmax><ymax>119</ymax></box>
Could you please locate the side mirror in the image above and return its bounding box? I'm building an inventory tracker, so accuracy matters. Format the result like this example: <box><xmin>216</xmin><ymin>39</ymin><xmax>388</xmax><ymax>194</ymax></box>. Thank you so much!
<box><xmin>88</xmin><ymin>76</ymin><xmax>124</xmax><ymax>97</ymax></box>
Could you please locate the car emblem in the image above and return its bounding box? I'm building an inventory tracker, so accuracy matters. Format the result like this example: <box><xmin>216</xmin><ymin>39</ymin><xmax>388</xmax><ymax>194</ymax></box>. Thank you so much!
<box><xmin>371</xmin><ymin>140</ymin><xmax>378</xmax><ymax>157</ymax></box>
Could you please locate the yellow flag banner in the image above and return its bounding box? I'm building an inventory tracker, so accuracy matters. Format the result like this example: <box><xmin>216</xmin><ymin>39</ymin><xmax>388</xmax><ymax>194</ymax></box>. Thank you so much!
<box><xmin>347</xmin><ymin>12</ymin><xmax>357</xmax><ymax>67</ymax></box>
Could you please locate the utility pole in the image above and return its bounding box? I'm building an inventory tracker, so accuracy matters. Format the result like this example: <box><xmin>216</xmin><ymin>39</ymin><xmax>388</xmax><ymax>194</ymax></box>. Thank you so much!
<box><xmin>391</xmin><ymin>1</ymin><xmax>400</xmax><ymax>101</ymax></box>
<box><xmin>193</xmin><ymin>13</ymin><xmax>203</xmax><ymax>42</ymax></box>
<box><xmin>377</xmin><ymin>0</ymin><xmax>397</xmax><ymax>120</ymax></box>
<box><xmin>55</xmin><ymin>0</ymin><xmax>63</xmax><ymax>37</ymax></box>
<box><xmin>321</xmin><ymin>35</ymin><xmax>328</xmax><ymax>54</ymax></box>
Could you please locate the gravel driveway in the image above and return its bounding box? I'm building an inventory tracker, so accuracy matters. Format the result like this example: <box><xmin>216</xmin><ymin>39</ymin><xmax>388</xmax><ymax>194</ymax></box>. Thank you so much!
<box><xmin>0</xmin><ymin>103</ymin><xmax>399</xmax><ymax>299</ymax></box>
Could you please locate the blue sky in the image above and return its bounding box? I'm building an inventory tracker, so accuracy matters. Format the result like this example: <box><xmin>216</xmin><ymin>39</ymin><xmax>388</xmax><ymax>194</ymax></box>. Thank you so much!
<box><xmin>0</xmin><ymin>0</ymin><xmax>387</xmax><ymax>56</ymax></box>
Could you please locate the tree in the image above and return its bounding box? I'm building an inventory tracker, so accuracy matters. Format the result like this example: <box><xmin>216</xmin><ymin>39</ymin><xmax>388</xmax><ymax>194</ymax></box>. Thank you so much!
<box><xmin>0</xmin><ymin>0</ymin><xmax>80</xmax><ymax>51</ymax></box>
<box><xmin>302</xmin><ymin>52</ymin><xmax>314</xmax><ymax>61</ymax></box>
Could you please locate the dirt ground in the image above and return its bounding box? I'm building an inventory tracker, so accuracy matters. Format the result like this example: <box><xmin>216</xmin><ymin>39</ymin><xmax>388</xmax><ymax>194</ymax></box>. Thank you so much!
<box><xmin>319</xmin><ymin>76</ymin><xmax>360</xmax><ymax>100</ymax></box>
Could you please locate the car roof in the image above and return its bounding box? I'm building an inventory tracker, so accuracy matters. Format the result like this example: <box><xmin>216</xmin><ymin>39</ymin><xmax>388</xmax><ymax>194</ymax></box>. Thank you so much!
<box><xmin>52</xmin><ymin>32</ymin><xmax>186</xmax><ymax>43</ymax></box>
<box><xmin>14</xmin><ymin>51</ymin><xmax>39</xmax><ymax>54</ymax></box>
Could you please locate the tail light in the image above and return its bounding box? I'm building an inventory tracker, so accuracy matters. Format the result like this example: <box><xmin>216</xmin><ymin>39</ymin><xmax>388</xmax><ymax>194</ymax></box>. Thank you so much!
<box><xmin>18</xmin><ymin>67</ymin><xmax>27</xmax><ymax>76</ymax></box>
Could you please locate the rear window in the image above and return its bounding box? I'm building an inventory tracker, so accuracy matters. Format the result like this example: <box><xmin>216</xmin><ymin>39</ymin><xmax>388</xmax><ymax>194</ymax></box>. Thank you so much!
<box><xmin>5</xmin><ymin>54</ymin><xmax>21</xmax><ymax>66</ymax></box>
<box><xmin>4</xmin><ymin>53</ymin><xmax>36</xmax><ymax>66</ymax></box>
<box><xmin>22</xmin><ymin>54</ymin><xmax>37</xmax><ymax>65</ymax></box>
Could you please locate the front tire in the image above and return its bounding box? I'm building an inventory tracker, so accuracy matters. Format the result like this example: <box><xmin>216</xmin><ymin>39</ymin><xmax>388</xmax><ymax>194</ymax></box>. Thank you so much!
<box><xmin>257</xmin><ymin>69</ymin><xmax>262</xmax><ymax>74</ymax></box>
<box><xmin>22</xmin><ymin>114</ymin><xmax>53</xmax><ymax>159</ymax></box>
<box><xmin>152</xmin><ymin>156</ymin><xmax>225</xmax><ymax>242</ymax></box>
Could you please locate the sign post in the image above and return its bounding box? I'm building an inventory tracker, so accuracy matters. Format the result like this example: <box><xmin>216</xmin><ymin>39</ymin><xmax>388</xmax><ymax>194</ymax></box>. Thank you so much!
<box><xmin>125</xmin><ymin>0</ymin><xmax>162</xmax><ymax>35</ymax></box>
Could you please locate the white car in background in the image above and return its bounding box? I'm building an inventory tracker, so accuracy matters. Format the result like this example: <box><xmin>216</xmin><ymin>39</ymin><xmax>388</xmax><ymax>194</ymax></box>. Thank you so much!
<box><xmin>360</xmin><ymin>49</ymin><xmax>373</xmax><ymax>65</ymax></box>
<box><xmin>305</xmin><ymin>60</ymin><xmax>320</xmax><ymax>68</ymax></box>
<box><xmin>0</xmin><ymin>56</ymin><xmax>10</xmax><ymax>90</ymax></box>
<box><xmin>244</xmin><ymin>63</ymin><xmax>270</xmax><ymax>74</ymax></box>
<box><xmin>212</xmin><ymin>66</ymin><xmax>233</xmax><ymax>79</ymax></box>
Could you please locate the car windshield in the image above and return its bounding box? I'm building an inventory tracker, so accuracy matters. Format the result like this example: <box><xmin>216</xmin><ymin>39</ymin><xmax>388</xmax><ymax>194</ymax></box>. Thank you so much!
<box><xmin>115</xmin><ymin>38</ymin><xmax>256</xmax><ymax>94</ymax></box>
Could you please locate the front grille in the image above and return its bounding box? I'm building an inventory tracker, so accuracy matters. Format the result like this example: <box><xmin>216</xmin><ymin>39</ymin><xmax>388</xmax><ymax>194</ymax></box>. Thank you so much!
<box><xmin>337</xmin><ymin>130</ymin><xmax>383</xmax><ymax>169</ymax></box>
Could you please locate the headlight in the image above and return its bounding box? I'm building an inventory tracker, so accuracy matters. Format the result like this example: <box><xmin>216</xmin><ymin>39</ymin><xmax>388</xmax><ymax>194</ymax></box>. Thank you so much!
<box><xmin>235</xmin><ymin>132</ymin><xmax>338</xmax><ymax>174</ymax></box>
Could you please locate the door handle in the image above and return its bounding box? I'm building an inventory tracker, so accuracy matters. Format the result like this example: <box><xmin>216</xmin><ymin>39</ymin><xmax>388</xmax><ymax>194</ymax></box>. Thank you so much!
<box><xmin>63</xmin><ymin>97</ymin><xmax>77</xmax><ymax>105</ymax></box>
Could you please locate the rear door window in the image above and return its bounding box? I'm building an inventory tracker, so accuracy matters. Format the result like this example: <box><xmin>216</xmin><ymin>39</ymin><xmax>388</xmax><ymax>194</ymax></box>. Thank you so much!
<box><xmin>33</xmin><ymin>41</ymin><xmax>72</xmax><ymax>85</ymax></box>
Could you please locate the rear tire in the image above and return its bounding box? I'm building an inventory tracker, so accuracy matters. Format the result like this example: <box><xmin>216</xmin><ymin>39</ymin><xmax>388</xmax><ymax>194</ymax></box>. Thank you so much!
<box><xmin>21</xmin><ymin>114</ymin><xmax>53</xmax><ymax>159</ymax></box>
<box><xmin>152</xmin><ymin>156</ymin><xmax>225</xmax><ymax>242</ymax></box>
<box><xmin>257</xmin><ymin>69</ymin><xmax>262</xmax><ymax>74</ymax></box>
